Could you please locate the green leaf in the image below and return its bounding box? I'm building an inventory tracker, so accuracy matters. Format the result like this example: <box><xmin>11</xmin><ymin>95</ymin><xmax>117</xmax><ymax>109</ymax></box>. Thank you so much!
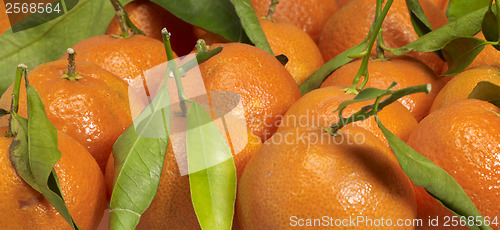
<box><xmin>0</xmin><ymin>0</ymin><xmax>133</xmax><ymax>96</ymax></box>
<box><xmin>391</xmin><ymin>6</ymin><xmax>487</xmax><ymax>55</ymax></box>
<box><xmin>442</xmin><ymin>37</ymin><xmax>486</xmax><ymax>75</ymax></box>
<box><xmin>9</xmin><ymin>112</ymin><xmax>34</xmax><ymax>188</ymax></box>
<box><xmin>328</xmin><ymin>83</ymin><xmax>431</xmax><ymax>134</ymax></box>
<box><xmin>467</xmin><ymin>81</ymin><xmax>500</xmax><ymax>106</ymax></box>
<box><xmin>186</xmin><ymin>102</ymin><xmax>237</xmax><ymax>230</ymax></box>
<box><xmin>482</xmin><ymin>6</ymin><xmax>500</xmax><ymax>51</ymax></box>
<box><xmin>152</xmin><ymin>0</ymin><xmax>250</xmax><ymax>43</ymax></box>
<box><xmin>25</xmin><ymin>84</ymin><xmax>80</xmax><ymax>229</ymax></box>
<box><xmin>299</xmin><ymin>40</ymin><xmax>368</xmax><ymax>95</ymax></box>
<box><xmin>109</xmin><ymin>85</ymin><xmax>171</xmax><ymax>229</ymax></box>
<box><xmin>334</xmin><ymin>82</ymin><xmax>398</xmax><ymax>113</ymax></box>
<box><xmin>229</xmin><ymin>0</ymin><xmax>274</xmax><ymax>55</ymax></box>
<box><xmin>406</xmin><ymin>0</ymin><xmax>433</xmax><ymax>36</ymax></box>
<box><xmin>447</xmin><ymin>0</ymin><xmax>490</xmax><ymax>21</ymax></box>
<box><xmin>377</xmin><ymin>120</ymin><xmax>492</xmax><ymax>230</ymax></box>
<box><xmin>405</xmin><ymin>0</ymin><xmax>445</xmax><ymax>59</ymax></box>
<box><xmin>10</xmin><ymin>0</ymin><xmax>79</xmax><ymax>33</ymax></box>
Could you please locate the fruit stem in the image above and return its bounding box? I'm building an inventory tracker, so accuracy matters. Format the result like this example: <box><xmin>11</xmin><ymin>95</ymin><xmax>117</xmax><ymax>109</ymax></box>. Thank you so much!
<box><xmin>346</xmin><ymin>0</ymin><xmax>393</xmax><ymax>94</ymax></box>
<box><xmin>375</xmin><ymin>0</ymin><xmax>386</xmax><ymax>60</ymax></box>
<box><xmin>67</xmin><ymin>48</ymin><xmax>76</xmax><ymax>77</ymax></box>
<box><xmin>61</xmin><ymin>49</ymin><xmax>82</xmax><ymax>81</ymax></box>
<box><xmin>6</xmin><ymin>64</ymin><xmax>27</xmax><ymax>137</ymax></box>
<box><xmin>161</xmin><ymin>28</ymin><xmax>189</xmax><ymax>117</ymax></box>
<box><xmin>327</xmin><ymin>83</ymin><xmax>430</xmax><ymax>134</ymax></box>
<box><xmin>265</xmin><ymin>0</ymin><xmax>279</xmax><ymax>20</ymax></box>
<box><xmin>110</xmin><ymin>0</ymin><xmax>130</xmax><ymax>37</ymax></box>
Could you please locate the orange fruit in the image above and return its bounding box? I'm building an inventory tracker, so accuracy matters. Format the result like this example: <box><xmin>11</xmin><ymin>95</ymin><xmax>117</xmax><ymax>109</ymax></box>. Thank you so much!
<box><xmin>106</xmin><ymin>0</ymin><xmax>197</xmax><ymax>56</ymax></box>
<box><xmin>0</xmin><ymin>127</ymin><xmax>106</xmax><ymax>229</ymax></box>
<box><xmin>193</xmin><ymin>26</ymin><xmax>230</xmax><ymax>46</ymax></box>
<box><xmin>468</xmin><ymin>32</ymin><xmax>500</xmax><ymax>69</ymax></box>
<box><xmin>0</xmin><ymin>0</ymin><xmax>9</xmax><ymax>35</ymax></box>
<box><xmin>199</xmin><ymin>43</ymin><xmax>301</xmax><ymax>142</ymax></box>
<box><xmin>280</xmin><ymin>85</ymin><xmax>418</xmax><ymax>147</ymax></box>
<box><xmin>250</xmin><ymin>0</ymin><xmax>339</xmax><ymax>42</ymax></box>
<box><xmin>237</xmin><ymin>125</ymin><xmax>417</xmax><ymax>229</ymax></box>
<box><xmin>336</xmin><ymin>0</ymin><xmax>352</xmax><ymax>7</ymax></box>
<box><xmin>320</xmin><ymin>55</ymin><xmax>445</xmax><ymax>121</ymax></box>
<box><xmin>0</xmin><ymin>60</ymin><xmax>132</xmax><ymax>171</ymax></box>
<box><xmin>407</xmin><ymin>99</ymin><xmax>500</xmax><ymax>230</ymax></box>
<box><xmin>62</xmin><ymin>34</ymin><xmax>171</xmax><ymax>85</ymax></box>
<box><xmin>259</xmin><ymin>18</ymin><xmax>324</xmax><ymax>85</ymax></box>
<box><xmin>319</xmin><ymin>0</ymin><xmax>448</xmax><ymax>74</ymax></box>
<box><xmin>105</xmin><ymin>129</ymin><xmax>262</xmax><ymax>229</ymax></box>
<box><xmin>430</xmin><ymin>66</ymin><xmax>500</xmax><ymax>112</ymax></box>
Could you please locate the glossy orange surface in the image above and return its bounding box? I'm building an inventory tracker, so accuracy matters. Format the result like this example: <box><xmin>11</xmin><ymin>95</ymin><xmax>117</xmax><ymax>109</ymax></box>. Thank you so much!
<box><xmin>0</xmin><ymin>60</ymin><xmax>132</xmax><ymax>171</ymax></box>
<box><xmin>237</xmin><ymin>126</ymin><xmax>417</xmax><ymax>229</ymax></box>
<box><xmin>408</xmin><ymin>99</ymin><xmax>500</xmax><ymax>230</ymax></box>
<box><xmin>199</xmin><ymin>42</ymin><xmax>301</xmax><ymax>142</ymax></box>
<box><xmin>0</xmin><ymin>127</ymin><xmax>106</xmax><ymax>229</ymax></box>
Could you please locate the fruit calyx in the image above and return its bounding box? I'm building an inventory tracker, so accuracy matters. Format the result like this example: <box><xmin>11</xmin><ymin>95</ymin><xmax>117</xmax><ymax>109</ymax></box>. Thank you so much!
<box><xmin>61</xmin><ymin>48</ymin><xmax>82</xmax><ymax>81</ymax></box>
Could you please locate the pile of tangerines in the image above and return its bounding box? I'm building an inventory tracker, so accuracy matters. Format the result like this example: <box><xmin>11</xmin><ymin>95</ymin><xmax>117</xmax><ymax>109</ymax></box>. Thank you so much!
<box><xmin>0</xmin><ymin>0</ymin><xmax>499</xmax><ymax>229</ymax></box>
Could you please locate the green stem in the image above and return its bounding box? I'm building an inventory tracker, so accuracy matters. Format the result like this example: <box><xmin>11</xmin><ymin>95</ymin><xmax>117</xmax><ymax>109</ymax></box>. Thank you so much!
<box><xmin>375</xmin><ymin>0</ymin><xmax>385</xmax><ymax>59</ymax></box>
<box><xmin>328</xmin><ymin>83</ymin><xmax>430</xmax><ymax>134</ymax></box>
<box><xmin>110</xmin><ymin>0</ymin><xmax>130</xmax><ymax>37</ymax></box>
<box><xmin>347</xmin><ymin>0</ymin><xmax>393</xmax><ymax>94</ymax></box>
<box><xmin>180</xmin><ymin>40</ymin><xmax>223</xmax><ymax>73</ymax></box>
<box><xmin>265</xmin><ymin>0</ymin><xmax>279</xmax><ymax>20</ymax></box>
<box><xmin>162</xmin><ymin>28</ymin><xmax>189</xmax><ymax>116</ymax></box>
<box><xmin>6</xmin><ymin>64</ymin><xmax>27</xmax><ymax>137</ymax></box>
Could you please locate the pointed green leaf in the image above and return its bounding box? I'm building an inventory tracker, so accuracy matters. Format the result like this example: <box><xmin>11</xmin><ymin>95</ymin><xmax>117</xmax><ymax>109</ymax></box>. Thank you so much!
<box><xmin>152</xmin><ymin>0</ymin><xmax>250</xmax><ymax>43</ymax></box>
<box><xmin>299</xmin><ymin>40</ymin><xmax>368</xmax><ymax>95</ymax></box>
<box><xmin>391</xmin><ymin>6</ymin><xmax>487</xmax><ymax>55</ymax></box>
<box><xmin>109</xmin><ymin>85</ymin><xmax>171</xmax><ymax>230</ymax></box>
<box><xmin>467</xmin><ymin>81</ymin><xmax>500</xmax><ymax>106</ymax></box>
<box><xmin>328</xmin><ymin>84</ymin><xmax>431</xmax><ymax>133</ymax></box>
<box><xmin>406</xmin><ymin>0</ymin><xmax>433</xmax><ymax>36</ymax></box>
<box><xmin>447</xmin><ymin>0</ymin><xmax>490</xmax><ymax>21</ymax></box>
<box><xmin>25</xmin><ymin>84</ymin><xmax>80</xmax><ymax>229</ymax></box>
<box><xmin>405</xmin><ymin>0</ymin><xmax>445</xmax><ymax>59</ymax></box>
<box><xmin>9</xmin><ymin>112</ymin><xmax>36</xmax><ymax>189</ymax></box>
<box><xmin>442</xmin><ymin>37</ymin><xmax>486</xmax><ymax>75</ymax></box>
<box><xmin>482</xmin><ymin>6</ymin><xmax>500</xmax><ymax>51</ymax></box>
<box><xmin>229</xmin><ymin>0</ymin><xmax>274</xmax><ymax>55</ymax></box>
<box><xmin>377</xmin><ymin>120</ymin><xmax>492</xmax><ymax>230</ymax></box>
<box><xmin>482</xmin><ymin>9</ymin><xmax>499</xmax><ymax>41</ymax></box>
<box><xmin>334</xmin><ymin>82</ymin><xmax>398</xmax><ymax>113</ymax></box>
<box><xmin>186</xmin><ymin>102</ymin><xmax>236</xmax><ymax>230</ymax></box>
<box><xmin>0</xmin><ymin>0</ymin><xmax>133</xmax><ymax>95</ymax></box>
